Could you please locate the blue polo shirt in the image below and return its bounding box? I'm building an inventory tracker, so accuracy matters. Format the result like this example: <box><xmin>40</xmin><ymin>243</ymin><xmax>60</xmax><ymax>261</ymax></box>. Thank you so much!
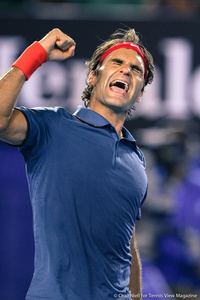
<box><xmin>18</xmin><ymin>105</ymin><xmax>147</xmax><ymax>300</ymax></box>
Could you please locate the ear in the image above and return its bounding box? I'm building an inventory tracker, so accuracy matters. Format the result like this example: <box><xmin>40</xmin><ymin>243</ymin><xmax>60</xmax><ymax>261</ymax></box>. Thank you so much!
<box><xmin>136</xmin><ymin>90</ymin><xmax>144</xmax><ymax>103</ymax></box>
<box><xmin>88</xmin><ymin>71</ymin><xmax>96</xmax><ymax>85</ymax></box>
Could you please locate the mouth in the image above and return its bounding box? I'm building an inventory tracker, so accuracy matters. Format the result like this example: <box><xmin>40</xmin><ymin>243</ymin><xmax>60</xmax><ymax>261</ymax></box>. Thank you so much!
<box><xmin>109</xmin><ymin>80</ymin><xmax>129</xmax><ymax>94</ymax></box>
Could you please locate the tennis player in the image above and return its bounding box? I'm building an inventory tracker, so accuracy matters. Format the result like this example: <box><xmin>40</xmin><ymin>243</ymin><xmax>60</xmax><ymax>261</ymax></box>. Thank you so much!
<box><xmin>0</xmin><ymin>27</ymin><xmax>154</xmax><ymax>300</ymax></box>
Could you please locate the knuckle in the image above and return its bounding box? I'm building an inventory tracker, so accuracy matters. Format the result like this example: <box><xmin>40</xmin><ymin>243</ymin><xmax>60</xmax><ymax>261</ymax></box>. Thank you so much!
<box><xmin>53</xmin><ymin>28</ymin><xmax>60</xmax><ymax>33</ymax></box>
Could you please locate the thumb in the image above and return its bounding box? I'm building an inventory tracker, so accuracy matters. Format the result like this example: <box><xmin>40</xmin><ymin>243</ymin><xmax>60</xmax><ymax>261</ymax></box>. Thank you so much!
<box><xmin>62</xmin><ymin>44</ymin><xmax>76</xmax><ymax>59</ymax></box>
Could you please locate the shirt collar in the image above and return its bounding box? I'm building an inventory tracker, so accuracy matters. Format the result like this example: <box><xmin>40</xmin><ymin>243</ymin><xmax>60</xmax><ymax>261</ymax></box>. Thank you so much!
<box><xmin>73</xmin><ymin>106</ymin><xmax>136</xmax><ymax>143</ymax></box>
<box><xmin>74</xmin><ymin>105</ymin><xmax>110</xmax><ymax>127</ymax></box>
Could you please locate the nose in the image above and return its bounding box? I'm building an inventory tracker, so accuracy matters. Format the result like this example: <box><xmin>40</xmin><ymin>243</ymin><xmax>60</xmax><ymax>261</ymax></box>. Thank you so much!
<box><xmin>119</xmin><ymin>64</ymin><xmax>131</xmax><ymax>76</ymax></box>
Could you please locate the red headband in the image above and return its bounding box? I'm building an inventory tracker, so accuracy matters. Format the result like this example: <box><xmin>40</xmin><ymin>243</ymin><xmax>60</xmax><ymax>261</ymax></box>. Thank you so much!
<box><xmin>99</xmin><ymin>42</ymin><xmax>148</xmax><ymax>83</ymax></box>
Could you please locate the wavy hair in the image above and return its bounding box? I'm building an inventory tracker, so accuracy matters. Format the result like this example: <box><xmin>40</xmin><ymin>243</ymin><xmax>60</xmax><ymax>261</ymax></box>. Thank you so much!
<box><xmin>81</xmin><ymin>28</ymin><xmax>154</xmax><ymax>108</ymax></box>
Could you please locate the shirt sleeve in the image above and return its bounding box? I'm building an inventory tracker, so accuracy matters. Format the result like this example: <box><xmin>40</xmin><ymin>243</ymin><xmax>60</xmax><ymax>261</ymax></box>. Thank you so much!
<box><xmin>136</xmin><ymin>188</ymin><xmax>148</xmax><ymax>220</ymax></box>
<box><xmin>134</xmin><ymin>144</ymin><xmax>148</xmax><ymax>220</ymax></box>
<box><xmin>16</xmin><ymin>106</ymin><xmax>62</xmax><ymax>157</ymax></box>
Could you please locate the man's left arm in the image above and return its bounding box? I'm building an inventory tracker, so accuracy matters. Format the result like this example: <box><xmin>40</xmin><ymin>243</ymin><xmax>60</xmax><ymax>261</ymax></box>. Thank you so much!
<box><xmin>129</xmin><ymin>227</ymin><xmax>142</xmax><ymax>299</ymax></box>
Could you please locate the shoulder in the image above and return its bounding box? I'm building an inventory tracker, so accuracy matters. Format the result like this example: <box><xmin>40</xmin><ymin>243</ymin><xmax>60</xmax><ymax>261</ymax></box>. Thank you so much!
<box><xmin>16</xmin><ymin>106</ymin><xmax>70</xmax><ymax>116</ymax></box>
<box><xmin>16</xmin><ymin>106</ymin><xmax>74</xmax><ymax>124</ymax></box>
<box><xmin>17</xmin><ymin>106</ymin><xmax>75</xmax><ymax>154</ymax></box>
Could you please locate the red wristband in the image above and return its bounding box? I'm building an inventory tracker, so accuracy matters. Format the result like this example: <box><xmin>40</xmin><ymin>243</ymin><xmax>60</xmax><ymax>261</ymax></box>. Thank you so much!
<box><xmin>12</xmin><ymin>41</ymin><xmax>48</xmax><ymax>80</ymax></box>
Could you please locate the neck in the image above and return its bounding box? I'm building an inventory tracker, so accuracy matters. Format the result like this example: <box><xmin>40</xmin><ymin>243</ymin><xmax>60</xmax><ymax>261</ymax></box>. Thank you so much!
<box><xmin>89</xmin><ymin>101</ymin><xmax>126</xmax><ymax>139</ymax></box>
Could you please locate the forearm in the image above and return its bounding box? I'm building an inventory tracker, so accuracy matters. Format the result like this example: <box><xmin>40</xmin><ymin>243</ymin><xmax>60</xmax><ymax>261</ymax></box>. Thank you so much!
<box><xmin>129</xmin><ymin>230</ymin><xmax>142</xmax><ymax>298</ymax></box>
<box><xmin>0</xmin><ymin>40</ymin><xmax>48</xmax><ymax>142</ymax></box>
<box><xmin>0</xmin><ymin>41</ymin><xmax>48</xmax><ymax>144</ymax></box>
<box><xmin>0</xmin><ymin>28</ymin><xmax>75</xmax><ymax>129</ymax></box>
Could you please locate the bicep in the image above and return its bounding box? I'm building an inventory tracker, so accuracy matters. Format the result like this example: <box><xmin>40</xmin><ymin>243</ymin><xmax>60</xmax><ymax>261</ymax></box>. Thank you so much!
<box><xmin>130</xmin><ymin>227</ymin><xmax>141</xmax><ymax>264</ymax></box>
<box><xmin>129</xmin><ymin>227</ymin><xmax>142</xmax><ymax>295</ymax></box>
<box><xmin>0</xmin><ymin>109</ymin><xmax>28</xmax><ymax>146</ymax></box>
<box><xmin>130</xmin><ymin>228</ymin><xmax>136</xmax><ymax>253</ymax></box>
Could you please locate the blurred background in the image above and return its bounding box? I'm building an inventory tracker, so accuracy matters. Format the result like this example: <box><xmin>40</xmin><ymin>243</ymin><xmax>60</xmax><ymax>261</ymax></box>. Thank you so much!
<box><xmin>0</xmin><ymin>0</ymin><xmax>200</xmax><ymax>299</ymax></box>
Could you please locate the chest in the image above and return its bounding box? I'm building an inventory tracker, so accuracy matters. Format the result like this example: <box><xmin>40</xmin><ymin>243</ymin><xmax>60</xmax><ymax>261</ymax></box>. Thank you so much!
<box><xmin>49</xmin><ymin>120</ymin><xmax>147</xmax><ymax>215</ymax></box>
<box><xmin>29</xmin><ymin>120</ymin><xmax>147</xmax><ymax>253</ymax></box>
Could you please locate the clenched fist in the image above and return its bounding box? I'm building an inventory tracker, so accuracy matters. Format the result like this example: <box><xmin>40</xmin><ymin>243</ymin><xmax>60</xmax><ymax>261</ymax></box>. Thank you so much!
<box><xmin>39</xmin><ymin>28</ymin><xmax>76</xmax><ymax>61</ymax></box>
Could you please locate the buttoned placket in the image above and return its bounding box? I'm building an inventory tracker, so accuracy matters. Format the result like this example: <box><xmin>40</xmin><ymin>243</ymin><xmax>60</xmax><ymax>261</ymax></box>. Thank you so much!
<box><xmin>74</xmin><ymin>106</ymin><xmax>136</xmax><ymax>166</ymax></box>
<box><xmin>108</xmin><ymin>124</ymin><xmax>124</xmax><ymax>167</ymax></box>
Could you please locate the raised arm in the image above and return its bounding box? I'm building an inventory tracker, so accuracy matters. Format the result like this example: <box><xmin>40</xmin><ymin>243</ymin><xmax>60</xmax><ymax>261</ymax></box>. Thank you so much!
<box><xmin>129</xmin><ymin>227</ymin><xmax>142</xmax><ymax>299</ymax></box>
<box><xmin>0</xmin><ymin>28</ymin><xmax>76</xmax><ymax>146</ymax></box>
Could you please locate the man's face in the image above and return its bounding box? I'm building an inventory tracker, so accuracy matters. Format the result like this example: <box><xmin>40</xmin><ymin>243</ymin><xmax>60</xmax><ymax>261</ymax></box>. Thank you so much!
<box><xmin>90</xmin><ymin>48</ymin><xmax>145</xmax><ymax>113</ymax></box>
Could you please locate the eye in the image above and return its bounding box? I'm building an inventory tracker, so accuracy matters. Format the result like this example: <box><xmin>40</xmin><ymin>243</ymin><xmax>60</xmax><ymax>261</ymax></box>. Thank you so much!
<box><xmin>111</xmin><ymin>59</ymin><xmax>123</xmax><ymax>66</ymax></box>
<box><xmin>131</xmin><ymin>65</ymin><xmax>143</xmax><ymax>76</ymax></box>
<box><xmin>131</xmin><ymin>65</ymin><xmax>139</xmax><ymax>72</ymax></box>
